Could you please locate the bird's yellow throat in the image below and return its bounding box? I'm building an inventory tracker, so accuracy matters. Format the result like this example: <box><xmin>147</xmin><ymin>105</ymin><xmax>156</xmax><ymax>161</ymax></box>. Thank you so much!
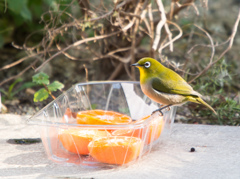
<box><xmin>138</xmin><ymin>67</ymin><xmax>148</xmax><ymax>85</ymax></box>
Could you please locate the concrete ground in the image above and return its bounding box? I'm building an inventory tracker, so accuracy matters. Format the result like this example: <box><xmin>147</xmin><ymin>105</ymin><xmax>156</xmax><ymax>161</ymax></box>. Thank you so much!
<box><xmin>0</xmin><ymin>114</ymin><xmax>240</xmax><ymax>179</ymax></box>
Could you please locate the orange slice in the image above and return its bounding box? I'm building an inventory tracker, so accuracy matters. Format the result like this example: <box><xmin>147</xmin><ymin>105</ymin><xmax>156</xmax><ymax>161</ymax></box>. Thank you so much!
<box><xmin>88</xmin><ymin>136</ymin><xmax>143</xmax><ymax>165</ymax></box>
<box><xmin>112</xmin><ymin>128</ymin><xmax>140</xmax><ymax>136</ymax></box>
<box><xmin>137</xmin><ymin>115</ymin><xmax>164</xmax><ymax>143</ymax></box>
<box><xmin>148</xmin><ymin>116</ymin><xmax>164</xmax><ymax>143</ymax></box>
<box><xmin>58</xmin><ymin>128</ymin><xmax>110</xmax><ymax>155</ymax></box>
<box><xmin>111</xmin><ymin>127</ymin><xmax>143</xmax><ymax>139</ymax></box>
<box><xmin>112</xmin><ymin>115</ymin><xmax>164</xmax><ymax>144</ymax></box>
<box><xmin>76</xmin><ymin>110</ymin><xmax>132</xmax><ymax>125</ymax></box>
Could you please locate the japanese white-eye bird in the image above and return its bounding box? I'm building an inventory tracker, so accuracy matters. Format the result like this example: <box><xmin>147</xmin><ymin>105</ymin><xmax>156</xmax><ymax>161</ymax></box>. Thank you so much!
<box><xmin>131</xmin><ymin>57</ymin><xmax>217</xmax><ymax>115</ymax></box>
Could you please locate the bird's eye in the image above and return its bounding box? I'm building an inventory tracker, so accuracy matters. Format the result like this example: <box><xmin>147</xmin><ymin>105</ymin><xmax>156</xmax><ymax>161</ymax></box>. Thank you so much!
<box><xmin>144</xmin><ymin>62</ymin><xmax>151</xmax><ymax>68</ymax></box>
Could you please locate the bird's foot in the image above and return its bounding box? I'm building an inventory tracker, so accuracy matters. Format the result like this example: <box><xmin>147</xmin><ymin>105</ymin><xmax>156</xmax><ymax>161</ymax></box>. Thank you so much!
<box><xmin>151</xmin><ymin>105</ymin><xmax>172</xmax><ymax>116</ymax></box>
<box><xmin>151</xmin><ymin>109</ymin><xmax>163</xmax><ymax>116</ymax></box>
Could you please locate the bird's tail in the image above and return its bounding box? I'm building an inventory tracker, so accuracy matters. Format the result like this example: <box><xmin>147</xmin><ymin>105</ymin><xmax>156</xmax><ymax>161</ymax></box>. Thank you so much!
<box><xmin>187</xmin><ymin>96</ymin><xmax>217</xmax><ymax>115</ymax></box>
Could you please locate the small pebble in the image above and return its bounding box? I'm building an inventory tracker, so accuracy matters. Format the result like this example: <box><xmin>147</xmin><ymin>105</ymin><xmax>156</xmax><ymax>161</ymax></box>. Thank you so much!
<box><xmin>25</xmin><ymin>88</ymin><xmax>36</xmax><ymax>95</ymax></box>
<box><xmin>190</xmin><ymin>147</ymin><xmax>195</xmax><ymax>152</ymax></box>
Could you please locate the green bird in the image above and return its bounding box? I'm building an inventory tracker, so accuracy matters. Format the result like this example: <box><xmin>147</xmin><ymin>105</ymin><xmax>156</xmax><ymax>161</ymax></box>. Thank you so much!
<box><xmin>131</xmin><ymin>57</ymin><xmax>217</xmax><ymax>115</ymax></box>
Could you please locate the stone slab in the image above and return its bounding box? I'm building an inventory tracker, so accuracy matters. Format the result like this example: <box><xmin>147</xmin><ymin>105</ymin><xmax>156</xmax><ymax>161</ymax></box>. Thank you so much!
<box><xmin>0</xmin><ymin>114</ymin><xmax>240</xmax><ymax>179</ymax></box>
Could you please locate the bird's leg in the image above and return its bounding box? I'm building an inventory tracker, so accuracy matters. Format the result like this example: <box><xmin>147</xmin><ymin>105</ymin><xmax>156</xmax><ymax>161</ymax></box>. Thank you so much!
<box><xmin>152</xmin><ymin>104</ymin><xmax>172</xmax><ymax>116</ymax></box>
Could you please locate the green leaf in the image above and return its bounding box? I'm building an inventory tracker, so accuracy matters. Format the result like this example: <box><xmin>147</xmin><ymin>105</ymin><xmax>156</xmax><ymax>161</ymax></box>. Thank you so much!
<box><xmin>20</xmin><ymin>4</ymin><xmax>32</xmax><ymax>21</ymax></box>
<box><xmin>28</xmin><ymin>0</ymin><xmax>44</xmax><ymax>17</ymax></box>
<box><xmin>7</xmin><ymin>0</ymin><xmax>26</xmax><ymax>13</ymax></box>
<box><xmin>13</xmin><ymin>82</ymin><xmax>37</xmax><ymax>96</ymax></box>
<box><xmin>91</xmin><ymin>104</ymin><xmax>98</xmax><ymax>110</ymax></box>
<box><xmin>8</xmin><ymin>78</ymin><xmax>23</xmax><ymax>96</ymax></box>
<box><xmin>43</xmin><ymin>0</ymin><xmax>58</xmax><ymax>11</ymax></box>
<box><xmin>34</xmin><ymin>88</ymin><xmax>49</xmax><ymax>102</ymax></box>
<box><xmin>7</xmin><ymin>0</ymin><xmax>31</xmax><ymax>21</ymax></box>
<box><xmin>47</xmin><ymin>81</ymin><xmax>64</xmax><ymax>92</ymax></box>
<box><xmin>32</xmin><ymin>72</ymin><xmax>49</xmax><ymax>85</ymax></box>
<box><xmin>0</xmin><ymin>88</ymin><xmax>8</xmax><ymax>96</ymax></box>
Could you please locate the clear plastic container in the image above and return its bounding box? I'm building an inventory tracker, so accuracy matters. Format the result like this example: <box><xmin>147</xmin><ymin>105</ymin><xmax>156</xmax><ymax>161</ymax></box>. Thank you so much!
<box><xmin>28</xmin><ymin>81</ymin><xmax>176</xmax><ymax>167</ymax></box>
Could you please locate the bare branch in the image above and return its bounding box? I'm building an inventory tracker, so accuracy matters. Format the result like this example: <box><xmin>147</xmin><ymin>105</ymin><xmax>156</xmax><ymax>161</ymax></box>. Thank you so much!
<box><xmin>130</xmin><ymin>1</ymin><xmax>142</xmax><ymax>80</ymax></box>
<box><xmin>152</xmin><ymin>0</ymin><xmax>167</xmax><ymax>51</ymax></box>
<box><xmin>0</xmin><ymin>54</ymin><xmax>33</xmax><ymax>71</ymax></box>
<box><xmin>0</xmin><ymin>59</ymin><xmax>39</xmax><ymax>86</ymax></box>
<box><xmin>169</xmin><ymin>1</ymin><xmax>175</xmax><ymax>20</ymax></box>
<box><xmin>88</xmin><ymin>0</ymin><xmax>131</xmax><ymax>22</ymax></box>
<box><xmin>166</xmin><ymin>0</ymin><xmax>195</xmax><ymax>19</ymax></box>
<box><xmin>107</xmin><ymin>47</ymin><xmax>131</xmax><ymax>56</ymax></box>
<box><xmin>164</xmin><ymin>22</ymin><xmax>173</xmax><ymax>51</ymax></box>
<box><xmin>83</xmin><ymin>64</ymin><xmax>89</xmax><ymax>82</ymax></box>
<box><xmin>108</xmin><ymin>63</ymin><xmax>123</xmax><ymax>80</ymax></box>
<box><xmin>34</xmin><ymin>30</ymin><xmax>122</xmax><ymax>72</ymax></box>
<box><xmin>188</xmin><ymin>24</ymin><xmax>215</xmax><ymax>84</ymax></box>
<box><xmin>109</xmin><ymin>54</ymin><xmax>132</xmax><ymax>63</ymax></box>
<box><xmin>191</xmin><ymin>2</ymin><xmax>199</xmax><ymax>15</ymax></box>
<box><xmin>119</xmin><ymin>11</ymin><xmax>141</xmax><ymax>19</ymax></box>
<box><xmin>158</xmin><ymin>20</ymin><xmax>183</xmax><ymax>53</ymax></box>
<box><xmin>148</xmin><ymin>3</ymin><xmax>154</xmax><ymax>57</ymax></box>
<box><xmin>188</xmin><ymin>8</ymin><xmax>240</xmax><ymax>83</ymax></box>
<box><xmin>212</xmin><ymin>8</ymin><xmax>240</xmax><ymax>65</ymax></box>
<box><xmin>202</xmin><ymin>0</ymin><xmax>209</xmax><ymax>9</ymax></box>
<box><xmin>153</xmin><ymin>0</ymin><xmax>175</xmax><ymax>53</ymax></box>
<box><xmin>56</xmin><ymin>43</ymin><xmax>78</xmax><ymax>60</ymax></box>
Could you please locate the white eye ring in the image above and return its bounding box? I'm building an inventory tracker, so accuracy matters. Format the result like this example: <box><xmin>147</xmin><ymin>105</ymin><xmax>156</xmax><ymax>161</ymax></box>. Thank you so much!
<box><xmin>144</xmin><ymin>61</ymin><xmax>151</xmax><ymax>68</ymax></box>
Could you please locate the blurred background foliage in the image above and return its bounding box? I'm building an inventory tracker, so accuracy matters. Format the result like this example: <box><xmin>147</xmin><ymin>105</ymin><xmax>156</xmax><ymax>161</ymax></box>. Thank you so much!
<box><xmin>0</xmin><ymin>0</ymin><xmax>239</xmax><ymax>125</ymax></box>
<box><xmin>0</xmin><ymin>0</ymin><xmax>76</xmax><ymax>47</ymax></box>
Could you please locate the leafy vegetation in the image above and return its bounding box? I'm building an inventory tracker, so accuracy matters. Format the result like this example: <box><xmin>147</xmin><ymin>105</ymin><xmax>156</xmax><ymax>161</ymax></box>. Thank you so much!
<box><xmin>189</xmin><ymin>59</ymin><xmax>240</xmax><ymax>125</ymax></box>
<box><xmin>0</xmin><ymin>78</ymin><xmax>36</xmax><ymax>101</ymax></box>
<box><xmin>32</xmin><ymin>72</ymin><xmax>64</xmax><ymax>102</ymax></box>
<box><xmin>0</xmin><ymin>0</ymin><xmax>74</xmax><ymax>48</ymax></box>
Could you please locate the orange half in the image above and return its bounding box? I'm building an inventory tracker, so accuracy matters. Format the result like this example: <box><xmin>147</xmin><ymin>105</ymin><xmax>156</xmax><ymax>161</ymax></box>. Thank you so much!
<box><xmin>76</xmin><ymin>110</ymin><xmax>132</xmax><ymax>125</ymax></box>
<box><xmin>58</xmin><ymin>128</ymin><xmax>110</xmax><ymax>155</ymax></box>
<box><xmin>88</xmin><ymin>136</ymin><xmax>143</xmax><ymax>165</ymax></box>
<box><xmin>148</xmin><ymin>116</ymin><xmax>164</xmax><ymax>143</ymax></box>
<box><xmin>112</xmin><ymin>115</ymin><xmax>164</xmax><ymax>144</ymax></box>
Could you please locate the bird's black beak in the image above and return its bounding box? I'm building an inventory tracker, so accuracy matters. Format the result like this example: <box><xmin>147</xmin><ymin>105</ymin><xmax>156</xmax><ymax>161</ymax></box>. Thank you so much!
<box><xmin>131</xmin><ymin>63</ymin><xmax>140</xmax><ymax>67</ymax></box>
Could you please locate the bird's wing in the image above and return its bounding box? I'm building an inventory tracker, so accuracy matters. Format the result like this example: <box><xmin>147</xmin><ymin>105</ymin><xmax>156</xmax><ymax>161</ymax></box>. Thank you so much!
<box><xmin>152</xmin><ymin>77</ymin><xmax>200</xmax><ymax>97</ymax></box>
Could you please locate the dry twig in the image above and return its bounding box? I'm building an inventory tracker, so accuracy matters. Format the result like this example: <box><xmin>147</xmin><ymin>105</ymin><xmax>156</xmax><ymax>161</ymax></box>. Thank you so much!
<box><xmin>34</xmin><ymin>30</ymin><xmax>122</xmax><ymax>72</ymax></box>
<box><xmin>153</xmin><ymin>0</ymin><xmax>173</xmax><ymax>53</ymax></box>
<box><xmin>148</xmin><ymin>3</ymin><xmax>155</xmax><ymax>57</ymax></box>
<box><xmin>187</xmin><ymin>24</ymin><xmax>215</xmax><ymax>84</ymax></box>
<box><xmin>0</xmin><ymin>59</ymin><xmax>40</xmax><ymax>86</ymax></box>
<box><xmin>158</xmin><ymin>20</ymin><xmax>183</xmax><ymax>52</ymax></box>
<box><xmin>188</xmin><ymin>8</ymin><xmax>240</xmax><ymax>83</ymax></box>
<box><xmin>83</xmin><ymin>64</ymin><xmax>89</xmax><ymax>82</ymax></box>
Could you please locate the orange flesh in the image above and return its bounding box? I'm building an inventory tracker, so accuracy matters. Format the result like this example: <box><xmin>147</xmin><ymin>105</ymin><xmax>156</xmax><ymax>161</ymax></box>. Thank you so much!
<box><xmin>88</xmin><ymin>136</ymin><xmax>143</xmax><ymax>165</ymax></box>
<box><xmin>58</xmin><ymin>128</ymin><xmax>110</xmax><ymax>155</ymax></box>
<box><xmin>112</xmin><ymin>115</ymin><xmax>164</xmax><ymax>144</ymax></box>
<box><xmin>77</xmin><ymin>110</ymin><xmax>132</xmax><ymax>125</ymax></box>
